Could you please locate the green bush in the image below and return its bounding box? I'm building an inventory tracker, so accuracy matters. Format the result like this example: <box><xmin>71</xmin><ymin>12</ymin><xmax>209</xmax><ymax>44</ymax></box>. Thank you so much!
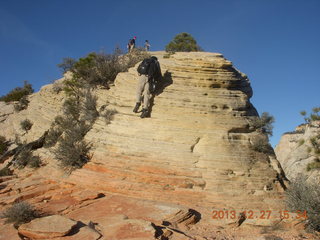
<box><xmin>165</xmin><ymin>32</ymin><xmax>202</xmax><ymax>52</ymax></box>
<box><xmin>1</xmin><ymin>202</ymin><xmax>38</xmax><ymax>226</ymax></box>
<box><xmin>58</xmin><ymin>49</ymin><xmax>149</xmax><ymax>89</ymax></box>
<box><xmin>20</xmin><ymin>119</ymin><xmax>33</xmax><ymax>132</ymax></box>
<box><xmin>0</xmin><ymin>136</ymin><xmax>9</xmax><ymax>155</ymax></box>
<box><xmin>285</xmin><ymin>175</ymin><xmax>320</xmax><ymax>231</ymax></box>
<box><xmin>0</xmin><ymin>81</ymin><xmax>34</xmax><ymax>103</ymax></box>
<box><xmin>249</xmin><ymin>112</ymin><xmax>275</xmax><ymax>137</ymax></box>
<box><xmin>300</xmin><ymin>107</ymin><xmax>320</xmax><ymax>123</ymax></box>
<box><xmin>14</xmin><ymin>148</ymin><xmax>42</xmax><ymax>169</ymax></box>
<box><xmin>53</xmin><ymin>121</ymin><xmax>91</xmax><ymax>169</ymax></box>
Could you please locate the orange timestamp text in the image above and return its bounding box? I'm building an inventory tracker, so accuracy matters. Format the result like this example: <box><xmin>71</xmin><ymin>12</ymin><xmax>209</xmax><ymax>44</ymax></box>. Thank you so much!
<box><xmin>212</xmin><ymin>210</ymin><xmax>308</xmax><ymax>220</ymax></box>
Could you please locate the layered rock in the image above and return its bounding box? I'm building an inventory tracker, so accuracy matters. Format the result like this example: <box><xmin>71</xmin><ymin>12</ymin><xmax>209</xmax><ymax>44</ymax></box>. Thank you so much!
<box><xmin>67</xmin><ymin>52</ymin><xmax>285</xmax><ymax>213</ymax></box>
<box><xmin>0</xmin><ymin>52</ymin><xmax>293</xmax><ymax>239</ymax></box>
<box><xmin>275</xmin><ymin>121</ymin><xmax>320</xmax><ymax>181</ymax></box>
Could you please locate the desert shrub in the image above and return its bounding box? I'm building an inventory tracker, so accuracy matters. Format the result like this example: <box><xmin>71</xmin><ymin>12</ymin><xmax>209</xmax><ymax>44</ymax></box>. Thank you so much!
<box><xmin>1</xmin><ymin>202</ymin><xmax>38</xmax><ymax>226</ymax></box>
<box><xmin>101</xmin><ymin>109</ymin><xmax>118</xmax><ymax>124</ymax></box>
<box><xmin>14</xmin><ymin>148</ymin><xmax>41</xmax><ymax>169</ymax></box>
<box><xmin>59</xmin><ymin>49</ymin><xmax>149</xmax><ymax>89</ymax></box>
<box><xmin>285</xmin><ymin>175</ymin><xmax>320</xmax><ymax>231</ymax></box>
<box><xmin>298</xmin><ymin>139</ymin><xmax>305</xmax><ymax>147</ymax></box>
<box><xmin>310</xmin><ymin>135</ymin><xmax>320</xmax><ymax>156</ymax></box>
<box><xmin>53</xmin><ymin>123</ymin><xmax>91</xmax><ymax>169</ymax></box>
<box><xmin>57</xmin><ymin>57</ymin><xmax>76</xmax><ymax>73</ymax></box>
<box><xmin>20</xmin><ymin>119</ymin><xmax>33</xmax><ymax>132</ymax></box>
<box><xmin>0</xmin><ymin>81</ymin><xmax>34</xmax><ymax>103</ymax></box>
<box><xmin>82</xmin><ymin>89</ymin><xmax>99</xmax><ymax>123</ymax></box>
<box><xmin>165</xmin><ymin>32</ymin><xmax>202</xmax><ymax>52</ymax></box>
<box><xmin>0</xmin><ymin>136</ymin><xmax>9</xmax><ymax>155</ymax></box>
<box><xmin>300</xmin><ymin>107</ymin><xmax>320</xmax><ymax>123</ymax></box>
<box><xmin>0</xmin><ymin>166</ymin><xmax>13</xmax><ymax>176</ymax></box>
<box><xmin>306</xmin><ymin>160</ymin><xmax>320</xmax><ymax>171</ymax></box>
<box><xmin>249</xmin><ymin>112</ymin><xmax>275</xmax><ymax>137</ymax></box>
<box><xmin>251</xmin><ymin>135</ymin><xmax>274</xmax><ymax>154</ymax></box>
<box><xmin>14</xmin><ymin>96</ymin><xmax>29</xmax><ymax>112</ymax></box>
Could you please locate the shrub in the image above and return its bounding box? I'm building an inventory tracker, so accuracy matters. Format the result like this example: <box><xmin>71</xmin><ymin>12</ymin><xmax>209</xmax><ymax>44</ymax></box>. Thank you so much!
<box><xmin>165</xmin><ymin>32</ymin><xmax>202</xmax><ymax>52</ymax></box>
<box><xmin>0</xmin><ymin>81</ymin><xmax>34</xmax><ymax>103</ymax></box>
<box><xmin>298</xmin><ymin>139</ymin><xmax>305</xmax><ymax>147</ymax></box>
<box><xmin>0</xmin><ymin>166</ymin><xmax>13</xmax><ymax>176</ymax></box>
<box><xmin>82</xmin><ymin>89</ymin><xmax>99</xmax><ymax>123</ymax></box>
<box><xmin>306</xmin><ymin>159</ymin><xmax>320</xmax><ymax>171</ymax></box>
<box><xmin>1</xmin><ymin>202</ymin><xmax>38</xmax><ymax>226</ymax></box>
<box><xmin>53</xmin><ymin>124</ymin><xmax>91</xmax><ymax>169</ymax></box>
<box><xmin>0</xmin><ymin>136</ymin><xmax>9</xmax><ymax>155</ymax></box>
<box><xmin>14</xmin><ymin>148</ymin><xmax>42</xmax><ymax>169</ymax></box>
<box><xmin>251</xmin><ymin>135</ymin><xmax>274</xmax><ymax>154</ymax></box>
<box><xmin>101</xmin><ymin>109</ymin><xmax>118</xmax><ymax>124</ymax></box>
<box><xmin>20</xmin><ymin>119</ymin><xmax>33</xmax><ymax>132</ymax></box>
<box><xmin>300</xmin><ymin>107</ymin><xmax>320</xmax><ymax>123</ymax></box>
<box><xmin>14</xmin><ymin>96</ymin><xmax>29</xmax><ymax>112</ymax></box>
<box><xmin>249</xmin><ymin>112</ymin><xmax>275</xmax><ymax>137</ymax></box>
<box><xmin>285</xmin><ymin>175</ymin><xmax>320</xmax><ymax>231</ymax></box>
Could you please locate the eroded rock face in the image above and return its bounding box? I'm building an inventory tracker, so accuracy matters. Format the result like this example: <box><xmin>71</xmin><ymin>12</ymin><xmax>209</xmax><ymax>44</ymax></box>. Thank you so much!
<box><xmin>0</xmin><ymin>52</ymin><xmax>291</xmax><ymax>239</ymax></box>
<box><xmin>275</xmin><ymin>121</ymin><xmax>320</xmax><ymax>181</ymax></box>
<box><xmin>68</xmin><ymin>52</ymin><xmax>285</xmax><ymax>211</ymax></box>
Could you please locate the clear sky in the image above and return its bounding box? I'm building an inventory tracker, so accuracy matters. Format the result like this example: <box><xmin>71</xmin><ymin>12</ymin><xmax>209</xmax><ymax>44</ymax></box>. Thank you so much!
<box><xmin>0</xmin><ymin>0</ymin><xmax>319</xmax><ymax>147</ymax></box>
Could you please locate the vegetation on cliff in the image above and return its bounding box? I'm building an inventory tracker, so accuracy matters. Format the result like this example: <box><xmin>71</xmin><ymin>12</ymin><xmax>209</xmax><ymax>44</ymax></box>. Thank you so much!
<box><xmin>47</xmin><ymin>49</ymin><xmax>149</xmax><ymax>170</ymax></box>
<box><xmin>1</xmin><ymin>202</ymin><xmax>38</xmax><ymax>227</ymax></box>
<box><xmin>286</xmin><ymin>176</ymin><xmax>320</xmax><ymax>232</ymax></box>
<box><xmin>165</xmin><ymin>32</ymin><xmax>202</xmax><ymax>52</ymax></box>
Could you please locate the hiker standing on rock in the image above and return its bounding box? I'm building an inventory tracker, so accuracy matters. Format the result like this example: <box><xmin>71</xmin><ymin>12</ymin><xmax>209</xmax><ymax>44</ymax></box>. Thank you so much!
<box><xmin>144</xmin><ymin>40</ymin><xmax>150</xmax><ymax>51</ymax></box>
<box><xmin>133</xmin><ymin>56</ymin><xmax>162</xmax><ymax>118</ymax></box>
<box><xmin>129</xmin><ymin>36</ymin><xmax>136</xmax><ymax>52</ymax></box>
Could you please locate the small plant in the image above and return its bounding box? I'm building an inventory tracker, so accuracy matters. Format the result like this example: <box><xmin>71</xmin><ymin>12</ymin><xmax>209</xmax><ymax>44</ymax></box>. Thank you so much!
<box><xmin>20</xmin><ymin>119</ymin><xmax>33</xmax><ymax>132</ymax></box>
<box><xmin>249</xmin><ymin>112</ymin><xmax>275</xmax><ymax>137</ymax></box>
<box><xmin>0</xmin><ymin>81</ymin><xmax>34</xmax><ymax>103</ymax></box>
<box><xmin>102</xmin><ymin>109</ymin><xmax>118</xmax><ymax>124</ymax></box>
<box><xmin>14</xmin><ymin>148</ymin><xmax>42</xmax><ymax>169</ymax></box>
<box><xmin>306</xmin><ymin>159</ymin><xmax>320</xmax><ymax>171</ymax></box>
<box><xmin>300</xmin><ymin>107</ymin><xmax>320</xmax><ymax>123</ymax></box>
<box><xmin>0</xmin><ymin>135</ymin><xmax>9</xmax><ymax>155</ymax></box>
<box><xmin>1</xmin><ymin>202</ymin><xmax>38</xmax><ymax>226</ymax></box>
<box><xmin>298</xmin><ymin>139</ymin><xmax>305</xmax><ymax>147</ymax></box>
<box><xmin>14</xmin><ymin>96</ymin><xmax>29</xmax><ymax>112</ymax></box>
<box><xmin>54</xmin><ymin>129</ymin><xmax>91</xmax><ymax>169</ymax></box>
<box><xmin>0</xmin><ymin>166</ymin><xmax>13</xmax><ymax>176</ymax></box>
<box><xmin>285</xmin><ymin>175</ymin><xmax>320</xmax><ymax>231</ymax></box>
<box><xmin>251</xmin><ymin>135</ymin><xmax>274</xmax><ymax>154</ymax></box>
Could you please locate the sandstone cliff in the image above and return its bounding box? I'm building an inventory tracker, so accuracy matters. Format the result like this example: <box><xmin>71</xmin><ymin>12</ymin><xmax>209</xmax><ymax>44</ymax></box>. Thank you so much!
<box><xmin>275</xmin><ymin>121</ymin><xmax>320</xmax><ymax>181</ymax></box>
<box><xmin>0</xmin><ymin>52</ymin><xmax>308</xmax><ymax>239</ymax></box>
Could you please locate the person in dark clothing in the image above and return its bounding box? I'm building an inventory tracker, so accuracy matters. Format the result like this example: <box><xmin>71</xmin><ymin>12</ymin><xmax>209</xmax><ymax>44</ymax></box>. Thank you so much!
<box><xmin>129</xmin><ymin>36</ymin><xmax>136</xmax><ymax>52</ymax></box>
<box><xmin>133</xmin><ymin>56</ymin><xmax>162</xmax><ymax>118</ymax></box>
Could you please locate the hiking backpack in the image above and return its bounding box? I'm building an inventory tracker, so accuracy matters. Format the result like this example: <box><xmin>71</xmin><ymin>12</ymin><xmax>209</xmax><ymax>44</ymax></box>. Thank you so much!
<box><xmin>137</xmin><ymin>58</ymin><xmax>153</xmax><ymax>75</ymax></box>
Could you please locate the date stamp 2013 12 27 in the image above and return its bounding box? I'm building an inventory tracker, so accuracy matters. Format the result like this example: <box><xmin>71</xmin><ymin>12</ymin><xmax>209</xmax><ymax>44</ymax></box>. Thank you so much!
<box><xmin>212</xmin><ymin>210</ymin><xmax>308</xmax><ymax>220</ymax></box>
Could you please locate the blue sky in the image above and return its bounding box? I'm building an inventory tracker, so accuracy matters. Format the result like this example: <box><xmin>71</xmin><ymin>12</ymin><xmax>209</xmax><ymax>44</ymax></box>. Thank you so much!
<box><xmin>0</xmin><ymin>0</ymin><xmax>319</xmax><ymax>147</ymax></box>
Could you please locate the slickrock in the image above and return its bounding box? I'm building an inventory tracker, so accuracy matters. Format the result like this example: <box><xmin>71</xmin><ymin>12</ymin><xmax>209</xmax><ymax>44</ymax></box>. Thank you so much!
<box><xmin>18</xmin><ymin>215</ymin><xmax>77</xmax><ymax>239</ymax></box>
<box><xmin>275</xmin><ymin>121</ymin><xmax>320</xmax><ymax>181</ymax></box>
<box><xmin>67</xmin><ymin>52</ymin><xmax>285</xmax><ymax>212</ymax></box>
<box><xmin>0</xmin><ymin>51</ymin><xmax>297</xmax><ymax>239</ymax></box>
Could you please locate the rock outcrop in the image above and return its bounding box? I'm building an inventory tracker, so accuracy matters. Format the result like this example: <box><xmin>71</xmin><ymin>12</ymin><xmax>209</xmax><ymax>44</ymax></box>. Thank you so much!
<box><xmin>0</xmin><ymin>51</ymin><xmax>300</xmax><ymax>239</ymax></box>
<box><xmin>275</xmin><ymin>121</ymin><xmax>320</xmax><ymax>181</ymax></box>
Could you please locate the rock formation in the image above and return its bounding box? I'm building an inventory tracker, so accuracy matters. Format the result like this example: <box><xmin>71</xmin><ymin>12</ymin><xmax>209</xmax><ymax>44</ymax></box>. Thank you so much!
<box><xmin>0</xmin><ymin>52</ymin><xmax>311</xmax><ymax>239</ymax></box>
<box><xmin>275</xmin><ymin>121</ymin><xmax>320</xmax><ymax>181</ymax></box>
